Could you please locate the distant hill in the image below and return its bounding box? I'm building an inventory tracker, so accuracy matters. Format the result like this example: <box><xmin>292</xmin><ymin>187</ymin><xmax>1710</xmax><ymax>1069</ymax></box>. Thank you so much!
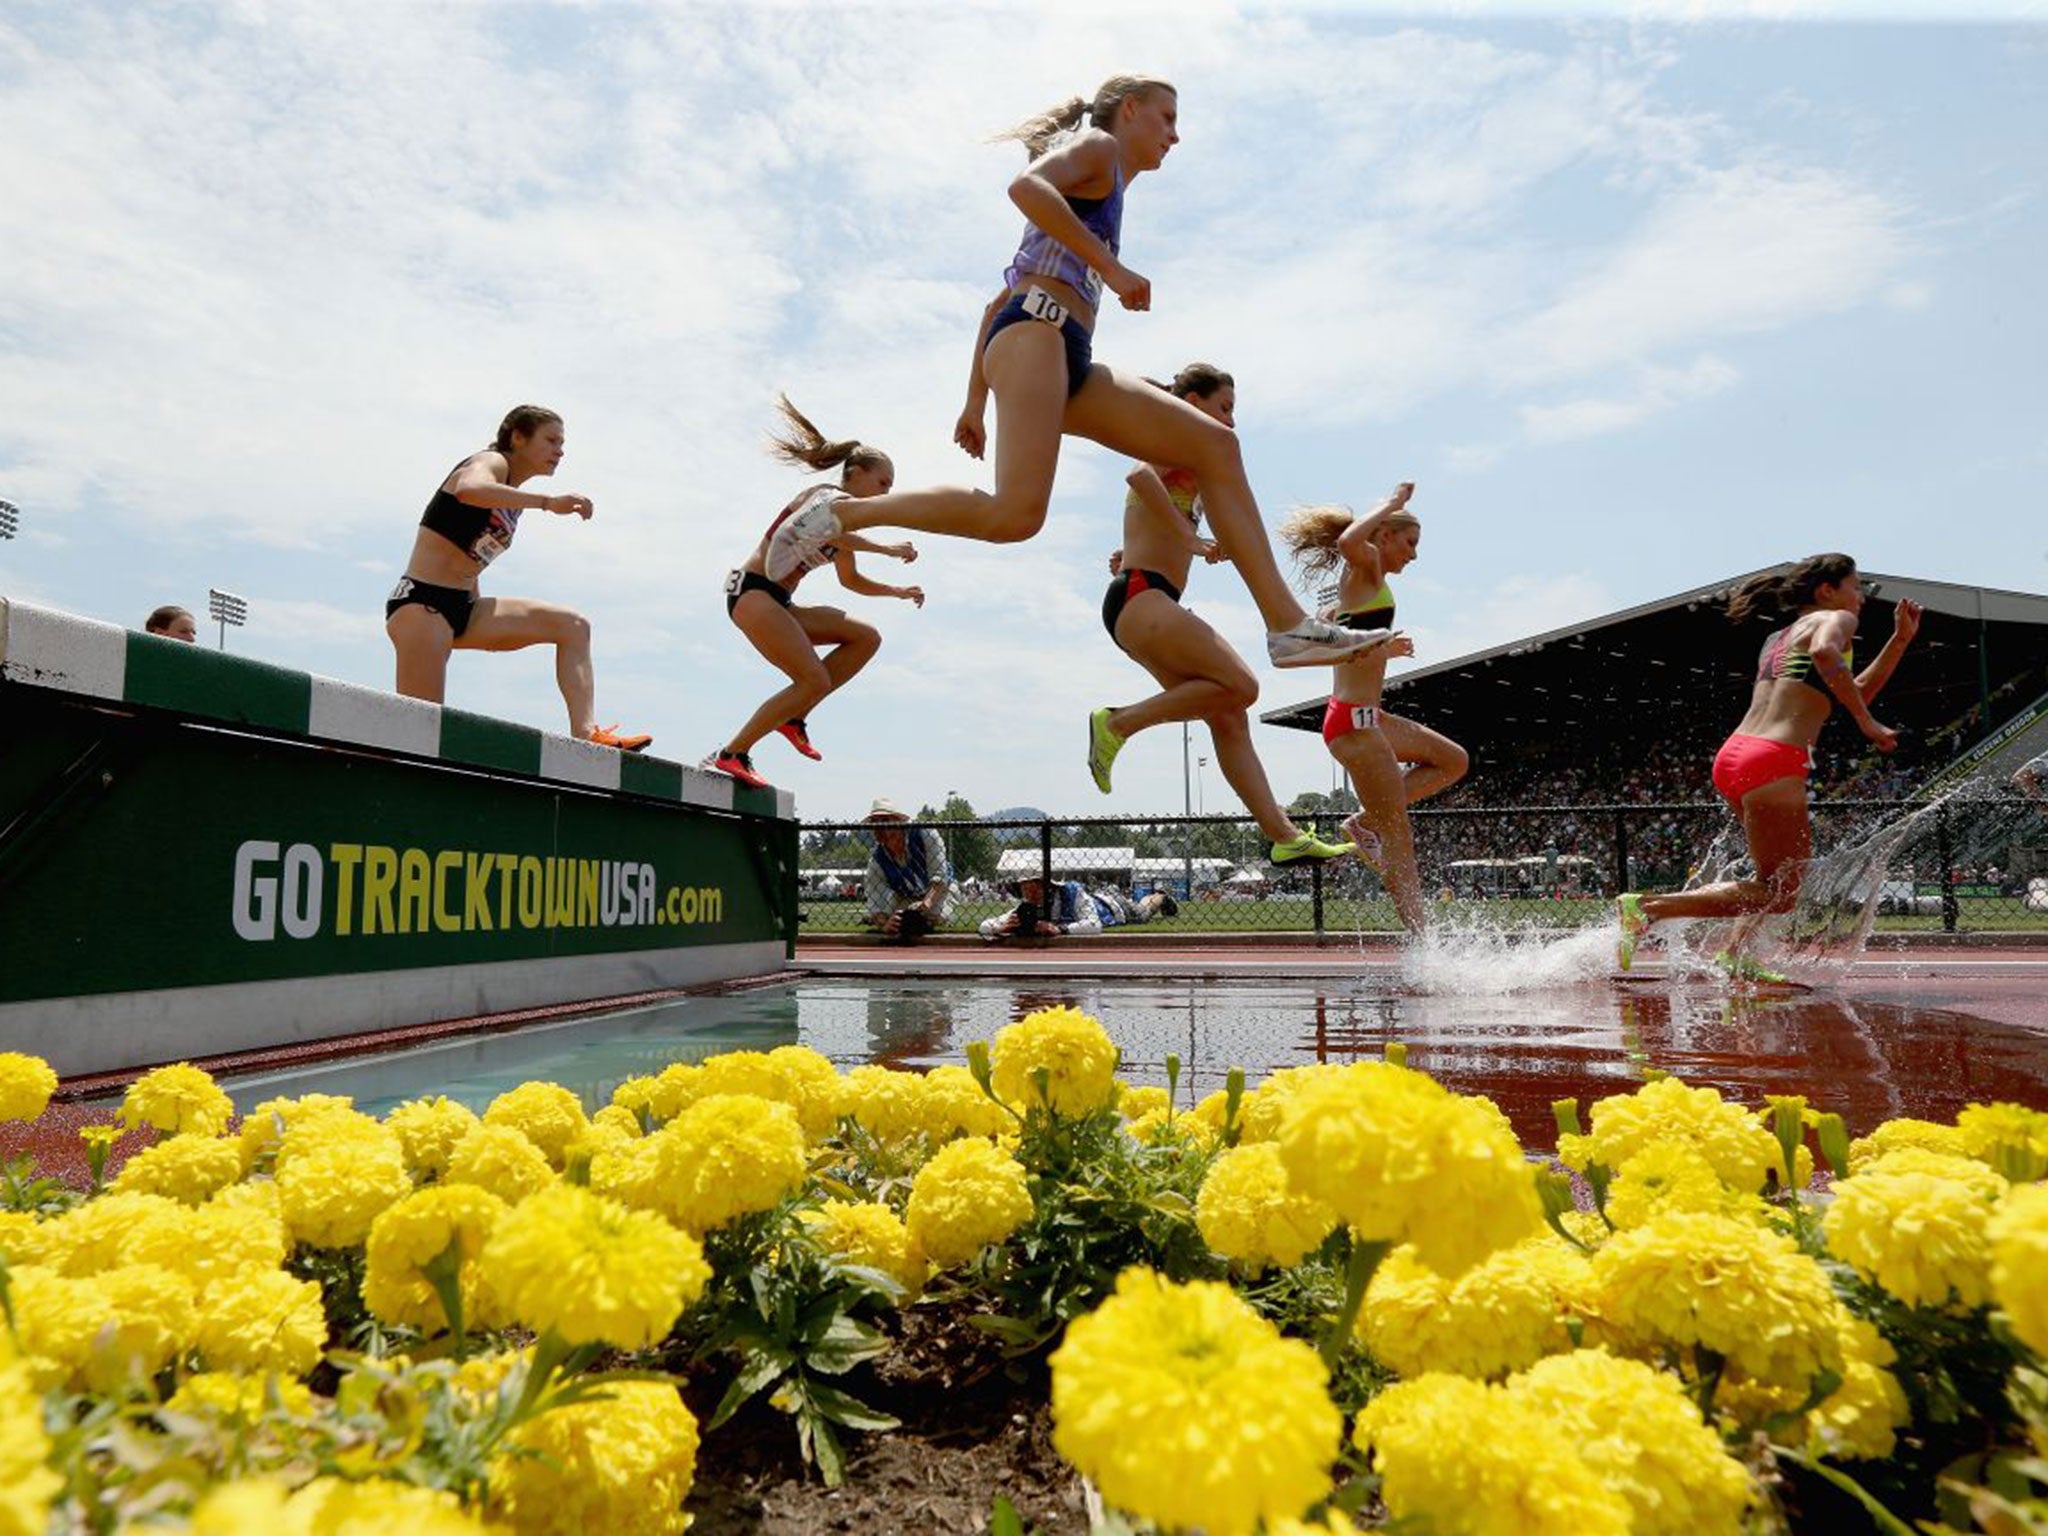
<box><xmin>983</xmin><ymin>806</ymin><xmax>1049</xmax><ymax>843</ymax></box>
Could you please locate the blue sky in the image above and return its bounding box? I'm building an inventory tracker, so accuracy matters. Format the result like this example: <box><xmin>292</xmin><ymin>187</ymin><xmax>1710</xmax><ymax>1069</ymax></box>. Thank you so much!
<box><xmin>1</xmin><ymin>2</ymin><xmax>2040</xmax><ymax>822</ymax></box>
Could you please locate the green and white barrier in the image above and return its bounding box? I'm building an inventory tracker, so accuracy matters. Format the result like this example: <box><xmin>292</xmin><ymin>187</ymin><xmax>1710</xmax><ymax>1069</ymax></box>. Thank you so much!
<box><xmin>0</xmin><ymin>597</ymin><xmax>798</xmax><ymax>1078</ymax></box>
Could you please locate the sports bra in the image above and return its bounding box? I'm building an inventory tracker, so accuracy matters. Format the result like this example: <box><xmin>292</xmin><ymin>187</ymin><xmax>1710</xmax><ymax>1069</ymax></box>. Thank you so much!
<box><xmin>419</xmin><ymin>456</ymin><xmax>520</xmax><ymax>567</ymax></box>
<box><xmin>1124</xmin><ymin>465</ymin><xmax>1203</xmax><ymax>527</ymax></box>
<box><xmin>1003</xmin><ymin>160</ymin><xmax>1125</xmax><ymax>312</ymax></box>
<box><xmin>762</xmin><ymin>485</ymin><xmax>847</xmax><ymax>588</ymax></box>
<box><xmin>1332</xmin><ymin>580</ymin><xmax>1396</xmax><ymax>633</ymax></box>
<box><xmin>1758</xmin><ymin>624</ymin><xmax>1852</xmax><ymax>690</ymax></box>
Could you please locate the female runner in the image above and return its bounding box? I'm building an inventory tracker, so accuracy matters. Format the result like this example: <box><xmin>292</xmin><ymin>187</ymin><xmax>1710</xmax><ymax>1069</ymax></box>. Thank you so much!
<box><xmin>1617</xmin><ymin>554</ymin><xmax>1920</xmax><ymax>972</ymax></box>
<box><xmin>1282</xmin><ymin>487</ymin><xmax>1469</xmax><ymax>934</ymax></box>
<box><xmin>386</xmin><ymin>405</ymin><xmax>649</xmax><ymax>751</ymax></box>
<box><xmin>768</xmin><ymin>76</ymin><xmax>1380</xmax><ymax>670</ymax></box>
<box><xmin>1088</xmin><ymin>363</ymin><xmax>1375</xmax><ymax>865</ymax></box>
<box><xmin>708</xmin><ymin>398</ymin><xmax>923</xmax><ymax>790</ymax></box>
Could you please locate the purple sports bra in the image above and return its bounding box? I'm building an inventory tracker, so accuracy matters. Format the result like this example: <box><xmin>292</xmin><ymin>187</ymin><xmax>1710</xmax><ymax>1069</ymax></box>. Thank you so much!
<box><xmin>1002</xmin><ymin>160</ymin><xmax>1125</xmax><ymax>311</ymax></box>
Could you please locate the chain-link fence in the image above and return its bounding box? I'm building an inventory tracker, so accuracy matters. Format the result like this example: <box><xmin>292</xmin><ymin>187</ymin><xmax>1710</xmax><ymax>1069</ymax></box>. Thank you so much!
<box><xmin>798</xmin><ymin>795</ymin><xmax>2048</xmax><ymax>937</ymax></box>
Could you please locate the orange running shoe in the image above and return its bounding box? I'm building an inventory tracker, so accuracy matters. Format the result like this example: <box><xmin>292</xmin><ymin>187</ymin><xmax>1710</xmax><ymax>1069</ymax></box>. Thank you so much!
<box><xmin>708</xmin><ymin>749</ymin><xmax>771</xmax><ymax>789</ymax></box>
<box><xmin>588</xmin><ymin>722</ymin><xmax>653</xmax><ymax>753</ymax></box>
<box><xmin>777</xmin><ymin>718</ymin><xmax>823</xmax><ymax>760</ymax></box>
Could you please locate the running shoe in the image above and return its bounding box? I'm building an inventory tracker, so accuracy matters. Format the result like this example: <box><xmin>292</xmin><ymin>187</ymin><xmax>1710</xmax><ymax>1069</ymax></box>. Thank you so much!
<box><xmin>1266</xmin><ymin>619</ymin><xmax>1400</xmax><ymax>669</ymax></box>
<box><xmin>1087</xmin><ymin>707</ymin><xmax>1124</xmax><ymax>794</ymax></box>
<box><xmin>777</xmin><ymin>718</ymin><xmax>823</xmax><ymax>760</ymax></box>
<box><xmin>1270</xmin><ymin>830</ymin><xmax>1357</xmax><ymax>864</ymax></box>
<box><xmin>707</xmin><ymin>749</ymin><xmax>771</xmax><ymax>789</ymax></box>
<box><xmin>1615</xmin><ymin>892</ymin><xmax>1648</xmax><ymax>971</ymax></box>
<box><xmin>588</xmin><ymin>722</ymin><xmax>653</xmax><ymax>753</ymax></box>
<box><xmin>1714</xmin><ymin>950</ymin><xmax>1792</xmax><ymax>987</ymax></box>
<box><xmin>1340</xmin><ymin>813</ymin><xmax>1385</xmax><ymax>873</ymax></box>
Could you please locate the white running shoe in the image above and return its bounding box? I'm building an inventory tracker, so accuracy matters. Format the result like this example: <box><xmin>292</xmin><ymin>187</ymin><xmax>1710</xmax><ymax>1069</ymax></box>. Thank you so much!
<box><xmin>1340</xmin><ymin>813</ymin><xmax>1384</xmax><ymax>873</ymax></box>
<box><xmin>1267</xmin><ymin>618</ymin><xmax>1401</xmax><ymax>668</ymax></box>
<box><xmin>764</xmin><ymin>486</ymin><xmax>847</xmax><ymax>586</ymax></box>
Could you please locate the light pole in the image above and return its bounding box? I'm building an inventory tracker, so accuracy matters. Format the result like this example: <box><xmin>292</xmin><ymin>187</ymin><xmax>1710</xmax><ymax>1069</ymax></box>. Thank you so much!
<box><xmin>1197</xmin><ymin>755</ymin><xmax>1208</xmax><ymax>816</ymax></box>
<box><xmin>1180</xmin><ymin>722</ymin><xmax>1193</xmax><ymax>899</ymax></box>
<box><xmin>0</xmin><ymin>499</ymin><xmax>19</xmax><ymax>540</ymax></box>
<box><xmin>208</xmin><ymin>588</ymin><xmax>248</xmax><ymax>651</ymax></box>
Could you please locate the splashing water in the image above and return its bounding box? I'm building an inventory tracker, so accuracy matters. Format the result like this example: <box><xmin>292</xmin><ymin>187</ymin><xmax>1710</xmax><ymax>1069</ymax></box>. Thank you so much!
<box><xmin>1396</xmin><ymin>912</ymin><xmax>1619</xmax><ymax>995</ymax></box>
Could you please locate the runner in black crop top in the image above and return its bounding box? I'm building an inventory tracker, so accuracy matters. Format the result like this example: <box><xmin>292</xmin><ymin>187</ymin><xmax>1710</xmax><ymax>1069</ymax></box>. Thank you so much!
<box><xmin>385</xmin><ymin>407</ymin><xmax>650</xmax><ymax>753</ymax></box>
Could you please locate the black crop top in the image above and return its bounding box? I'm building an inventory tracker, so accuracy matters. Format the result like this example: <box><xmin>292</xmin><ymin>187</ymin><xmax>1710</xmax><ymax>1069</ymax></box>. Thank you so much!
<box><xmin>419</xmin><ymin>457</ymin><xmax>521</xmax><ymax>567</ymax></box>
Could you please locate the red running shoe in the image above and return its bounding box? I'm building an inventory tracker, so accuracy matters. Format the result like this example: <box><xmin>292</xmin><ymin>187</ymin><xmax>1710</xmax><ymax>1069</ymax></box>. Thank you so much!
<box><xmin>776</xmin><ymin>717</ymin><xmax>823</xmax><ymax>760</ymax></box>
<box><xmin>708</xmin><ymin>749</ymin><xmax>771</xmax><ymax>789</ymax></box>
<box><xmin>588</xmin><ymin>722</ymin><xmax>653</xmax><ymax>753</ymax></box>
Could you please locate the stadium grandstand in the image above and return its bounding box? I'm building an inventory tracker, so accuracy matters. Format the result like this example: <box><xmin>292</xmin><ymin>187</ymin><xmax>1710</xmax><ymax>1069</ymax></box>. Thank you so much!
<box><xmin>1262</xmin><ymin>570</ymin><xmax>2048</xmax><ymax>885</ymax></box>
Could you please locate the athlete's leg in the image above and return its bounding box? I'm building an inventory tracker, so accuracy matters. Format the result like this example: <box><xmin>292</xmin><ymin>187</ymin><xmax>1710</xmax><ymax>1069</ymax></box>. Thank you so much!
<box><xmin>1203</xmin><ymin>710</ymin><xmax>1312</xmax><ymax>850</ymax></box>
<box><xmin>838</xmin><ymin>324</ymin><xmax>1068</xmax><ymax>544</ymax></box>
<box><xmin>459</xmin><ymin>596</ymin><xmax>598</xmax><ymax>738</ymax></box>
<box><xmin>1638</xmin><ymin>778</ymin><xmax>1810</xmax><ymax>924</ymax></box>
<box><xmin>723</xmin><ymin>595</ymin><xmax>846</xmax><ymax>755</ymax></box>
<box><xmin>387</xmin><ymin>605</ymin><xmax>455</xmax><ymax>704</ymax></box>
<box><xmin>1063</xmin><ymin>366</ymin><xmax>1307</xmax><ymax>633</ymax></box>
<box><xmin>1332</xmin><ymin>727</ymin><xmax>1426</xmax><ymax>934</ymax></box>
<box><xmin>1107</xmin><ymin>596</ymin><xmax>1254</xmax><ymax>739</ymax></box>
<box><xmin>1378</xmin><ymin>712</ymin><xmax>1470</xmax><ymax>804</ymax></box>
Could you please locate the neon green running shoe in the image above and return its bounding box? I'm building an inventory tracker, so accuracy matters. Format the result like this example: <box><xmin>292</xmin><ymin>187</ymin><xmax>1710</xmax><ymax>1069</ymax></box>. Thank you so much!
<box><xmin>1714</xmin><ymin>950</ymin><xmax>1792</xmax><ymax>987</ymax></box>
<box><xmin>1271</xmin><ymin>830</ymin><xmax>1357</xmax><ymax>864</ymax></box>
<box><xmin>1087</xmin><ymin>707</ymin><xmax>1124</xmax><ymax>794</ymax></box>
<box><xmin>1616</xmin><ymin>893</ymin><xmax>1648</xmax><ymax>971</ymax></box>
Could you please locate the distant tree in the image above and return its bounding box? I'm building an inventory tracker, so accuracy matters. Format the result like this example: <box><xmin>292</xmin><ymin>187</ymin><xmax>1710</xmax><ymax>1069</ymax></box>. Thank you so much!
<box><xmin>1289</xmin><ymin>787</ymin><xmax>1358</xmax><ymax>818</ymax></box>
<box><xmin>919</xmin><ymin>794</ymin><xmax>1000</xmax><ymax>879</ymax></box>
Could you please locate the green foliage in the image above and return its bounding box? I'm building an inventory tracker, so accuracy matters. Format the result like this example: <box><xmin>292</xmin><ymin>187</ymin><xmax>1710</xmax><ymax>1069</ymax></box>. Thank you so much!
<box><xmin>921</xmin><ymin>794</ymin><xmax>1002</xmax><ymax>880</ymax></box>
<box><xmin>1</xmin><ymin>1152</ymin><xmax>77</xmax><ymax>1216</ymax></box>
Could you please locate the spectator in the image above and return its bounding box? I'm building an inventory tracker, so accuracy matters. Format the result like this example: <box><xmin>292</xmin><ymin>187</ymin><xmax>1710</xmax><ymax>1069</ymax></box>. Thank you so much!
<box><xmin>979</xmin><ymin>875</ymin><xmax>1175</xmax><ymax>941</ymax></box>
<box><xmin>861</xmin><ymin>798</ymin><xmax>957</xmax><ymax>942</ymax></box>
<box><xmin>2016</xmin><ymin>751</ymin><xmax>2048</xmax><ymax>799</ymax></box>
<box><xmin>145</xmin><ymin>605</ymin><xmax>197</xmax><ymax>642</ymax></box>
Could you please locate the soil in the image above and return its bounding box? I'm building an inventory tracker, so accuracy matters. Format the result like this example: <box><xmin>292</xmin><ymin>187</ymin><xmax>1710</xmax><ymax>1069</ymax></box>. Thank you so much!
<box><xmin>683</xmin><ymin>1308</ymin><xmax>1089</xmax><ymax>1535</ymax></box>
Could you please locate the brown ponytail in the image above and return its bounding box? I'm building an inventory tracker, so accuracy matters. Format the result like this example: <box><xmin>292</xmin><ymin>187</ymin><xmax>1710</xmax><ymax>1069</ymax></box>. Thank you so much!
<box><xmin>995</xmin><ymin>75</ymin><xmax>1176</xmax><ymax>159</ymax></box>
<box><xmin>765</xmin><ymin>395</ymin><xmax>890</xmax><ymax>482</ymax></box>
<box><xmin>1726</xmin><ymin>552</ymin><xmax>1857</xmax><ymax>624</ymax></box>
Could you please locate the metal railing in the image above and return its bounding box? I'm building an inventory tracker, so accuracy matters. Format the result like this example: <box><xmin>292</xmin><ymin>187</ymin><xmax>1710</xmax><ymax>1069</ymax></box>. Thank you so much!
<box><xmin>798</xmin><ymin>796</ymin><xmax>2048</xmax><ymax>938</ymax></box>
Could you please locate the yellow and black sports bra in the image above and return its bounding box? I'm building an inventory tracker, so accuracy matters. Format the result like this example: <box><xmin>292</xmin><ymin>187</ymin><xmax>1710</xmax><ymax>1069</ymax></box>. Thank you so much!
<box><xmin>1333</xmin><ymin>580</ymin><xmax>1395</xmax><ymax>633</ymax></box>
<box><xmin>1758</xmin><ymin>624</ymin><xmax>1851</xmax><ymax>690</ymax></box>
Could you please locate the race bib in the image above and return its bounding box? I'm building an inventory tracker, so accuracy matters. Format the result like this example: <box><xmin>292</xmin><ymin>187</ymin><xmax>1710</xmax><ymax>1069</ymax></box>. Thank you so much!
<box><xmin>723</xmin><ymin>569</ymin><xmax>744</xmax><ymax>598</ymax></box>
<box><xmin>469</xmin><ymin>509</ymin><xmax>518</xmax><ymax>568</ymax></box>
<box><xmin>388</xmin><ymin>576</ymin><xmax>416</xmax><ymax>602</ymax></box>
<box><xmin>1021</xmin><ymin>286</ymin><xmax>1069</xmax><ymax>326</ymax></box>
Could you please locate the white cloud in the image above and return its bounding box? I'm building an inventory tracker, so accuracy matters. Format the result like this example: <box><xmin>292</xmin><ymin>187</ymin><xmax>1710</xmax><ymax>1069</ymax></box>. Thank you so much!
<box><xmin>1519</xmin><ymin>353</ymin><xmax>1739</xmax><ymax>442</ymax></box>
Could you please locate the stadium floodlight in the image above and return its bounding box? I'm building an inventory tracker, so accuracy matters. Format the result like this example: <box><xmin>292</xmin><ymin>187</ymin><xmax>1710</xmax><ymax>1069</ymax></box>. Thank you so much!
<box><xmin>208</xmin><ymin>587</ymin><xmax>249</xmax><ymax>650</ymax></box>
<box><xmin>0</xmin><ymin>499</ymin><xmax>18</xmax><ymax>539</ymax></box>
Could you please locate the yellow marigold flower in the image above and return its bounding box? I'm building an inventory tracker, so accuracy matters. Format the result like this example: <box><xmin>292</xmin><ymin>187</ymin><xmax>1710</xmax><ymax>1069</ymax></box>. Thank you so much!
<box><xmin>450</xmin><ymin>1344</ymin><xmax>529</xmax><ymax>1408</ymax></box>
<box><xmin>1268</xmin><ymin>1514</ymin><xmax>1366</xmax><ymax>1536</ymax></box>
<box><xmin>1238</xmin><ymin>1065</ymin><xmax>1351</xmax><ymax>1144</ymax></box>
<box><xmin>166</xmin><ymin>1369</ymin><xmax>316</xmax><ymax>1419</ymax></box>
<box><xmin>275</xmin><ymin>1105</ymin><xmax>386</xmax><ymax>1171</ymax></box>
<box><xmin>589</xmin><ymin>1103</ymin><xmax>644</xmax><ymax>1139</ymax></box>
<box><xmin>1197</xmin><ymin>1142</ymin><xmax>1338</xmax><ymax>1271</ymax></box>
<box><xmin>83</xmin><ymin>1262</ymin><xmax>197</xmax><ymax>1391</ymax></box>
<box><xmin>990</xmin><ymin>1006</ymin><xmax>1120</xmax><ymax>1117</ymax></box>
<box><xmin>1592</xmin><ymin>1212</ymin><xmax>1848</xmax><ymax>1390</ymax></box>
<box><xmin>1990</xmin><ymin>1181</ymin><xmax>2048</xmax><ymax>1357</ymax></box>
<box><xmin>481</xmin><ymin>1183</ymin><xmax>709</xmax><ymax>1349</ymax></box>
<box><xmin>484</xmin><ymin>1081</ymin><xmax>590</xmax><ymax>1168</ymax></box>
<box><xmin>236</xmin><ymin>1092</ymin><xmax>357</xmax><ymax>1173</ymax></box>
<box><xmin>1847</xmin><ymin>1117</ymin><xmax>1966</xmax><ymax>1172</ymax></box>
<box><xmin>1354</xmin><ymin>1373</ymin><xmax>1630</xmax><ymax>1536</ymax></box>
<box><xmin>1125</xmin><ymin>1105</ymin><xmax>1217</xmax><ymax>1148</ymax></box>
<box><xmin>906</xmin><ymin>1138</ymin><xmax>1033</xmax><ymax>1268</ymax></box>
<box><xmin>765</xmin><ymin>1045</ymin><xmax>845</xmax><ymax>1137</ymax></box>
<box><xmin>0</xmin><ymin>1210</ymin><xmax>51</xmax><ymax>1269</ymax></box>
<box><xmin>611</xmin><ymin>1075</ymin><xmax>662</xmax><ymax>1125</ymax></box>
<box><xmin>801</xmin><ymin>1199</ymin><xmax>927</xmax><ymax>1295</ymax></box>
<box><xmin>1051</xmin><ymin>1268</ymin><xmax>1339</xmax><ymax>1536</ymax></box>
<box><xmin>6</xmin><ymin>1266</ymin><xmax>103</xmax><ymax>1389</ymax></box>
<box><xmin>1361</xmin><ymin>1236</ymin><xmax>1591</xmax><ymax>1381</ymax></box>
<box><xmin>1958</xmin><ymin>1101</ymin><xmax>2048</xmax><ymax>1180</ymax></box>
<box><xmin>110</xmin><ymin>1133</ymin><xmax>242</xmax><ymax>1205</ymax></box>
<box><xmin>125</xmin><ymin>1199</ymin><xmax>287</xmax><ymax>1297</ymax></box>
<box><xmin>1806</xmin><ymin>1315</ymin><xmax>1910</xmax><ymax>1461</ymax></box>
<box><xmin>840</xmin><ymin>1063</ymin><xmax>927</xmax><ymax>1144</ymax></box>
<box><xmin>119</xmin><ymin>1062</ymin><xmax>234</xmax><ymax>1138</ymax></box>
<box><xmin>1857</xmin><ymin>1146</ymin><xmax>2008</xmax><ymax>1197</ymax></box>
<box><xmin>38</xmin><ymin>1190</ymin><xmax>187</xmax><ymax>1275</ymax></box>
<box><xmin>1506</xmin><ymin>1350</ymin><xmax>1753</xmax><ymax>1535</ymax></box>
<box><xmin>0</xmin><ymin>1336</ymin><xmax>61</xmax><ymax>1534</ymax></box>
<box><xmin>1576</xmin><ymin>1077</ymin><xmax>1777</xmax><ymax>1192</ymax></box>
<box><xmin>490</xmin><ymin>1379</ymin><xmax>698</xmax><ymax>1536</ymax></box>
<box><xmin>0</xmin><ymin>1051</ymin><xmax>57</xmax><ymax>1124</ymax></box>
<box><xmin>386</xmin><ymin>1095</ymin><xmax>483</xmax><ymax>1178</ymax></box>
<box><xmin>625</xmin><ymin>1093</ymin><xmax>807</xmax><ymax>1234</ymax></box>
<box><xmin>642</xmin><ymin>1061</ymin><xmax>705</xmax><ymax>1124</ymax></box>
<box><xmin>1117</xmin><ymin>1084</ymin><xmax>1170</xmax><ymax>1120</ymax></box>
<box><xmin>566</xmin><ymin>1117</ymin><xmax>637</xmax><ymax>1168</ymax></box>
<box><xmin>187</xmin><ymin>1478</ymin><xmax>293</xmax><ymax>1536</ymax></box>
<box><xmin>919</xmin><ymin>1064</ymin><xmax>1011</xmax><ymax>1141</ymax></box>
<box><xmin>445</xmin><ymin>1123</ymin><xmax>555</xmax><ymax>1204</ymax></box>
<box><xmin>1187</xmin><ymin>1087</ymin><xmax>1238</xmax><ymax>1138</ymax></box>
<box><xmin>1605</xmin><ymin>1141</ymin><xmax>1768</xmax><ymax>1231</ymax></box>
<box><xmin>1273</xmin><ymin>1063</ymin><xmax>1541</xmax><ymax>1276</ymax></box>
<box><xmin>286</xmin><ymin>1475</ymin><xmax>498</xmax><ymax>1534</ymax></box>
<box><xmin>276</xmin><ymin>1122</ymin><xmax>411</xmax><ymax>1249</ymax></box>
<box><xmin>364</xmin><ymin>1183</ymin><xmax>510</xmax><ymax>1333</ymax></box>
<box><xmin>193</xmin><ymin>1267</ymin><xmax>326</xmax><ymax>1376</ymax></box>
<box><xmin>588</xmin><ymin>1135</ymin><xmax>662</xmax><ymax>1211</ymax></box>
<box><xmin>1823</xmin><ymin>1158</ymin><xmax>2004</xmax><ymax>1309</ymax></box>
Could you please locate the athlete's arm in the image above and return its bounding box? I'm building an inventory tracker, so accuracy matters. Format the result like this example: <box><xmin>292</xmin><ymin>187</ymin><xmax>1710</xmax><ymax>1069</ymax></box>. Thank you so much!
<box><xmin>955</xmin><ymin>290</ymin><xmax>1007</xmax><ymax>459</ymax></box>
<box><xmin>832</xmin><ymin>545</ymin><xmax>924</xmax><ymax>607</ymax></box>
<box><xmin>1809</xmin><ymin>612</ymin><xmax>1895</xmax><ymax>747</ymax></box>
<box><xmin>1126</xmin><ymin>467</ymin><xmax>1208</xmax><ymax>553</ymax></box>
<box><xmin>1855</xmin><ymin>597</ymin><xmax>1920</xmax><ymax>702</ymax></box>
<box><xmin>449</xmin><ymin>454</ymin><xmax>591</xmax><ymax>518</ymax></box>
<box><xmin>1334</xmin><ymin>514</ymin><xmax>1387</xmax><ymax>585</ymax></box>
<box><xmin>1008</xmin><ymin>133</ymin><xmax>1147</xmax><ymax>310</ymax></box>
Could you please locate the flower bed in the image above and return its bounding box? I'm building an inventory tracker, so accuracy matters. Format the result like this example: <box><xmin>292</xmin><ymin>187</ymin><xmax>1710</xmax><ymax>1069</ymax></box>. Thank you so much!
<box><xmin>1</xmin><ymin>1016</ymin><xmax>2046</xmax><ymax>1535</ymax></box>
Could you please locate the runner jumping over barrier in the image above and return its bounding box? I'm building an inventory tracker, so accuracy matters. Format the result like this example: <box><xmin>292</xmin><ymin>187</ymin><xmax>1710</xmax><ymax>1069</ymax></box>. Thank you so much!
<box><xmin>1283</xmin><ymin>487</ymin><xmax>1469</xmax><ymax>934</ymax></box>
<box><xmin>769</xmin><ymin>75</ymin><xmax>1387</xmax><ymax>670</ymax></box>
<box><xmin>1088</xmin><ymin>363</ymin><xmax>1370</xmax><ymax>866</ymax></box>
<box><xmin>386</xmin><ymin>405</ymin><xmax>651</xmax><ymax>752</ymax></box>
<box><xmin>1616</xmin><ymin>553</ymin><xmax>1922</xmax><ymax>979</ymax></box>
<box><xmin>709</xmin><ymin>398</ymin><xmax>925</xmax><ymax>790</ymax></box>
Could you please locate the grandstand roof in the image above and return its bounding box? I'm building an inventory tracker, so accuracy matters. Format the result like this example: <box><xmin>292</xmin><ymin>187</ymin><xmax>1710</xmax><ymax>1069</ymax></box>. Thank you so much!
<box><xmin>1263</xmin><ymin>570</ymin><xmax>2048</xmax><ymax>788</ymax></box>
